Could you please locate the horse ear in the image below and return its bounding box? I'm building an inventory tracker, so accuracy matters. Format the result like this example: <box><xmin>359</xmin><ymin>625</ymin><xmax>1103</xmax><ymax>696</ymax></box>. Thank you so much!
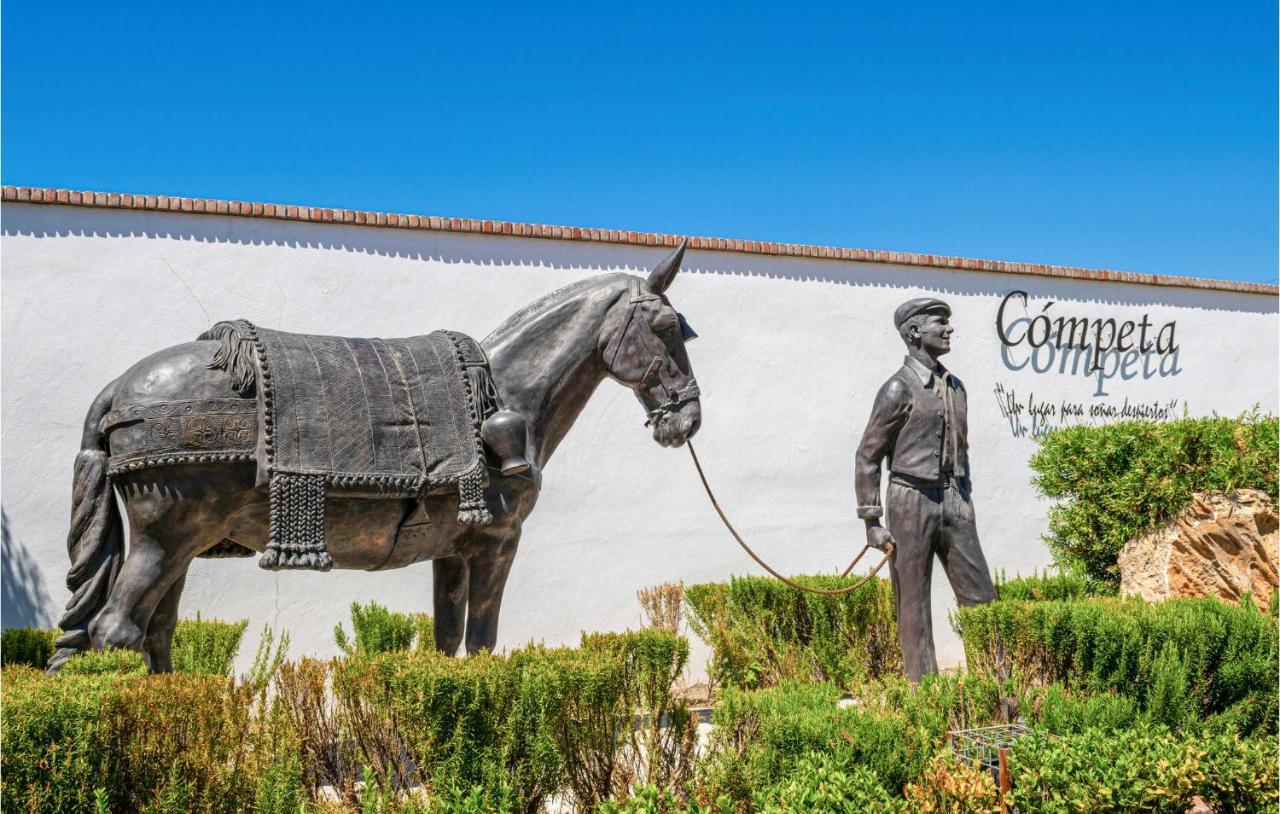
<box><xmin>646</xmin><ymin>238</ymin><xmax>687</xmax><ymax>294</ymax></box>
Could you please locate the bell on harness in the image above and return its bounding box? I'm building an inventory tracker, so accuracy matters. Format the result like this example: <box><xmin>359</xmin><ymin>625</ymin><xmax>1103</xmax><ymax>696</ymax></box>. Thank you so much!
<box><xmin>481</xmin><ymin>408</ymin><xmax>531</xmax><ymax>476</ymax></box>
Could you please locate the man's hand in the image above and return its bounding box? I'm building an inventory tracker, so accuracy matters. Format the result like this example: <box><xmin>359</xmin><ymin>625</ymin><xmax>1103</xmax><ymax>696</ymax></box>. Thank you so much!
<box><xmin>865</xmin><ymin>522</ymin><xmax>895</xmax><ymax>552</ymax></box>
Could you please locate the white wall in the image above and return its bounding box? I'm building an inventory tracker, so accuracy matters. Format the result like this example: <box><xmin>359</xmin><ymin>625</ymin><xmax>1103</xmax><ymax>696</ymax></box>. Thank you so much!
<box><xmin>3</xmin><ymin>202</ymin><xmax>1276</xmax><ymax>676</ymax></box>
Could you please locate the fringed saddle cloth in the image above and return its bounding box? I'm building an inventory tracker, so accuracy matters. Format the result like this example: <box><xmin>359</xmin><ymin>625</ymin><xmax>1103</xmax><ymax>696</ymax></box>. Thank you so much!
<box><xmin>203</xmin><ymin>320</ymin><xmax>499</xmax><ymax>571</ymax></box>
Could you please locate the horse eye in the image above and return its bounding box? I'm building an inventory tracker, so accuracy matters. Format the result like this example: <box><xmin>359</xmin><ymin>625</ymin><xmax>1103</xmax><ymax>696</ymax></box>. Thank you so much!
<box><xmin>652</xmin><ymin>312</ymin><xmax>679</xmax><ymax>333</ymax></box>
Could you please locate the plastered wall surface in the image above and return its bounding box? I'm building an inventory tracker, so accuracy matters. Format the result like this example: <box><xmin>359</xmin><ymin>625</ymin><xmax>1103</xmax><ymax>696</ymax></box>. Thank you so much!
<box><xmin>3</xmin><ymin>202</ymin><xmax>1276</xmax><ymax>675</ymax></box>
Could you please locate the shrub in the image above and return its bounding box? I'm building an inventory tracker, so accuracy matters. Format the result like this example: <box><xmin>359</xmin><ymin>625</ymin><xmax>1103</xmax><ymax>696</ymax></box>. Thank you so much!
<box><xmin>1029</xmin><ymin>413</ymin><xmax>1279</xmax><ymax>588</ymax></box>
<box><xmin>371</xmin><ymin>647</ymin><xmax>571</xmax><ymax>807</ymax></box>
<box><xmin>314</xmin><ymin>634</ymin><xmax>688</xmax><ymax>812</ymax></box>
<box><xmin>1</xmin><ymin>667</ymin><xmax>271</xmax><ymax>814</ymax></box>
<box><xmin>96</xmin><ymin>674</ymin><xmax>263</xmax><ymax>813</ymax></box>
<box><xmin>1</xmin><ymin>626</ymin><xmax>58</xmax><ymax>669</ymax></box>
<box><xmin>171</xmin><ymin>615</ymin><xmax>249</xmax><ymax>676</ymax></box>
<box><xmin>60</xmin><ymin>648</ymin><xmax>148</xmax><ymax>676</ymax></box>
<box><xmin>1</xmin><ymin>667</ymin><xmax>118</xmax><ymax>813</ymax></box>
<box><xmin>853</xmin><ymin>672</ymin><xmax>1010</xmax><ymax>743</ymax></box>
<box><xmin>278</xmin><ymin>634</ymin><xmax>691</xmax><ymax>811</ymax></box>
<box><xmin>582</xmin><ymin>629</ymin><xmax>689</xmax><ymax>713</ymax></box>
<box><xmin>275</xmin><ymin>658</ymin><xmax>351</xmax><ymax>796</ymax></box>
<box><xmin>252</xmin><ymin>754</ymin><xmax>307</xmax><ymax>814</ymax></box>
<box><xmin>601</xmin><ymin>785</ymin><xmax>732</xmax><ymax>814</ymax></box>
<box><xmin>579</xmin><ymin>630</ymin><xmax>698</xmax><ymax>799</ymax></box>
<box><xmin>993</xmin><ymin>570</ymin><xmax>1103</xmax><ymax>602</ymax></box>
<box><xmin>754</xmin><ymin>751</ymin><xmax>903</xmax><ymax>813</ymax></box>
<box><xmin>1021</xmin><ymin>684</ymin><xmax>1141</xmax><ymax>734</ymax></box>
<box><xmin>334</xmin><ymin>601</ymin><xmax>426</xmax><ymax>655</ymax></box>
<box><xmin>1009</xmin><ymin>727</ymin><xmax>1203</xmax><ymax>813</ymax></box>
<box><xmin>699</xmin><ymin>681</ymin><xmax>932</xmax><ymax>805</ymax></box>
<box><xmin>1142</xmin><ymin>640</ymin><xmax>1194</xmax><ymax>729</ymax></box>
<box><xmin>684</xmin><ymin>574</ymin><xmax>899</xmax><ymax>690</ymax></box>
<box><xmin>637</xmin><ymin>582</ymin><xmax>685</xmax><ymax>633</ymax></box>
<box><xmin>412</xmin><ymin>612</ymin><xmax>434</xmax><ymax>652</ymax></box>
<box><xmin>422</xmin><ymin>783</ymin><xmax>516</xmax><ymax>813</ymax></box>
<box><xmin>241</xmin><ymin>624</ymin><xmax>291</xmax><ymax>694</ymax></box>
<box><xmin>1198</xmin><ymin>732</ymin><xmax>1280</xmax><ymax>814</ymax></box>
<box><xmin>901</xmin><ymin>752</ymin><xmax>1000</xmax><ymax>814</ymax></box>
<box><xmin>955</xmin><ymin>595</ymin><xmax>1278</xmax><ymax>734</ymax></box>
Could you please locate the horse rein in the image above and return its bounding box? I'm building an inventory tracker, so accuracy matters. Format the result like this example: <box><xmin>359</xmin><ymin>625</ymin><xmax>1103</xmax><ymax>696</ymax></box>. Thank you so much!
<box><xmin>606</xmin><ymin>281</ymin><xmax>888</xmax><ymax>595</ymax></box>
<box><xmin>686</xmin><ymin>441</ymin><xmax>894</xmax><ymax>596</ymax></box>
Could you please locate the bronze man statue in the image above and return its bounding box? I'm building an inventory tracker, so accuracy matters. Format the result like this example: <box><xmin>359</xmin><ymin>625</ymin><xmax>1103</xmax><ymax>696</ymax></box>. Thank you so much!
<box><xmin>855</xmin><ymin>297</ymin><xmax>998</xmax><ymax>682</ymax></box>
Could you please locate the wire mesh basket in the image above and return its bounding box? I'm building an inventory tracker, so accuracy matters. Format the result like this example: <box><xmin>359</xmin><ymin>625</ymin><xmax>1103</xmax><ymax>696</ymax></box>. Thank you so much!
<box><xmin>948</xmin><ymin>721</ymin><xmax>1032</xmax><ymax>801</ymax></box>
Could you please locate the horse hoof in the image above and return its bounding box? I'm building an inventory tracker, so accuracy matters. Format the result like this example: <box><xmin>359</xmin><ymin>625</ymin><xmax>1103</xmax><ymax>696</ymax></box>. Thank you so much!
<box><xmin>89</xmin><ymin>614</ymin><xmax>144</xmax><ymax>653</ymax></box>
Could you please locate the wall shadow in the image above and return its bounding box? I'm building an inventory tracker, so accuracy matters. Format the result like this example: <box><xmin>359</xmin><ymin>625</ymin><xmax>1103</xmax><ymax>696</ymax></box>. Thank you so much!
<box><xmin>1</xmin><ymin>509</ymin><xmax>54</xmax><ymax>628</ymax></box>
<box><xmin>3</xmin><ymin>202</ymin><xmax>1275</xmax><ymax>316</ymax></box>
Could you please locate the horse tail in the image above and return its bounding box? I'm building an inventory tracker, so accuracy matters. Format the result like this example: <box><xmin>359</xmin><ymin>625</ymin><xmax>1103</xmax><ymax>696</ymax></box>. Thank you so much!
<box><xmin>47</xmin><ymin>379</ymin><xmax>124</xmax><ymax>673</ymax></box>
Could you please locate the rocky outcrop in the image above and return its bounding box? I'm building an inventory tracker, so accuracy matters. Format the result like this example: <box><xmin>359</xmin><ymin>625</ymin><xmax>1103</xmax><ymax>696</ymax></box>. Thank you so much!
<box><xmin>1118</xmin><ymin>490</ymin><xmax>1278</xmax><ymax>610</ymax></box>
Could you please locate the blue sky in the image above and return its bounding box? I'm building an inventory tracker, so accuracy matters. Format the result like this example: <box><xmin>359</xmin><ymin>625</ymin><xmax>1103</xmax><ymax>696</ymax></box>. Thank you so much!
<box><xmin>3</xmin><ymin>2</ymin><xmax>1275</xmax><ymax>284</ymax></box>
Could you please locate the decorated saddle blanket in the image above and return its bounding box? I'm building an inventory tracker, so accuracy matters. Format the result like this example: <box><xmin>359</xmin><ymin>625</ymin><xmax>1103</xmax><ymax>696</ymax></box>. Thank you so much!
<box><xmin>200</xmin><ymin>320</ymin><xmax>497</xmax><ymax>571</ymax></box>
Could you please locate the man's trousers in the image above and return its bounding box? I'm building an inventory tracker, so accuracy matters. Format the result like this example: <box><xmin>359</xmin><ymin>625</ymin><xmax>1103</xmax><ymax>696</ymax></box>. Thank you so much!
<box><xmin>885</xmin><ymin>476</ymin><xmax>997</xmax><ymax>682</ymax></box>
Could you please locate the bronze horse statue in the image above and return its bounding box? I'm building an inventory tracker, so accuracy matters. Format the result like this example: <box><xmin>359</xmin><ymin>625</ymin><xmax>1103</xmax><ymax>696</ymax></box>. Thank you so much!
<box><xmin>50</xmin><ymin>243</ymin><xmax>701</xmax><ymax>672</ymax></box>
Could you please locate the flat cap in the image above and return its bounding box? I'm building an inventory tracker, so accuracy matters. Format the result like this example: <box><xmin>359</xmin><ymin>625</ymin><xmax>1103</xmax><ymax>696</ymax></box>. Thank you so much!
<box><xmin>893</xmin><ymin>297</ymin><xmax>951</xmax><ymax>329</ymax></box>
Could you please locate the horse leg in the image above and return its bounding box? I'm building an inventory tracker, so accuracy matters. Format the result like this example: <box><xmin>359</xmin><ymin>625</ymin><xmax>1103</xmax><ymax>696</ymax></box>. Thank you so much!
<box><xmin>88</xmin><ymin>530</ymin><xmax>183</xmax><ymax>657</ymax></box>
<box><xmin>90</xmin><ymin>480</ymin><xmax>208</xmax><ymax>664</ymax></box>
<box><xmin>432</xmin><ymin>556</ymin><xmax>469</xmax><ymax>656</ymax></box>
<box><xmin>143</xmin><ymin>571</ymin><xmax>188</xmax><ymax>673</ymax></box>
<box><xmin>464</xmin><ymin>531</ymin><xmax>520</xmax><ymax>655</ymax></box>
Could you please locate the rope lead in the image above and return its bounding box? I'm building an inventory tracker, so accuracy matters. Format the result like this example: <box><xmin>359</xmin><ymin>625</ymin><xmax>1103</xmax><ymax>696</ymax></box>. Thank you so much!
<box><xmin>687</xmin><ymin>441</ymin><xmax>894</xmax><ymax>596</ymax></box>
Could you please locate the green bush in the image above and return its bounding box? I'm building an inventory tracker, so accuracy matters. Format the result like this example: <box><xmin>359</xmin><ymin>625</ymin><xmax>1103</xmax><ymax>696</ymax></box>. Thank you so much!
<box><xmin>171</xmin><ymin>616</ymin><xmax>249</xmax><ymax>676</ymax></box>
<box><xmin>412</xmin><ymin>611</ymin><xmax>435</xmax><ymax>652</ymax></box>
<box><xmin>334</xmin><ymin>601</ymin><xmax>430</xmax><ymax>655</ymax></box>
<box><xmin>1029</xmin><ymin>413</ymin><xmax>1279</xmax><ymax>587</ymax></box>
<box><xmin>60</xmin><ymin>648</ymin><xmax>148</xmax><ymax>676</ymax></box>
<box><xmin>1</xmin><ymin>667</ymin><xmax>271</xmax><ymax>814</ymax></box>
<box><xmin>1009</xmin><ymin>727</ymin><xmax>1204</xmax><ymax>813</ymax></box>
<box><xmin>685</xmin><ymin>574</ymin><xmax>899</xmax><ymax>690</ymax></box>
<box><xmin>98</xmin><ymin>675</ymin><xmax>264</xmax><ymax>813</ymax></box>
<box><xmin>753</xmin><ymin>752</ymin><xmax>903</xmax><ymax>813</ymax></box>
<box><xmin>242</xmin><ymin>624</ymin><xmax>291</xmax><ymax>694</ymax></box>
<box><xmin>252</xmin><ymin>754</ymin><xmax>307</xmax><ymax>814</ymax></box>
<box><xmin>1022</xmin><ymin>684</ymin><xmax>1141</xmax><ymax>734</ymax></box>
<box><xmin>1</xmin><ymin>627</ymin><xmax>58</xmax><ymax>669</ymax></box>
<box><xmin>854</xmin><ymin>672</ymin><xmax>1010</xmax><ymax>744</ymax></box>
<box><xmin>699</xmin><ymin>682</ymin><xmax>932</xmax><ymax>805</ymax></box>
<box><xmin>1198</xmin><ymin>732</ymin><xmax>1280</xmax><ymax>814</ymax></box>
<box><xmin>6</xmin><ymin>624</ymin><xmax>1269</xmax><ymax>812</ymax></box>
<box><xmin>601</xmin><ymin>785</ymin><xmax>732</xmax><ymax>814</ymax></box>
<box><xmin>579</xmin><ymin>630</ymin><xmax>698</xmax><ymax>799</ymax></box>
<box><xmin>405</xmin><ymin>646</ymin><xmax>572</xmax><ymax>805</ymax></box>
<box><xmin>1</xmin><ymin>666</ymin><xmax>118</xmax><ymax>813</ymax></box>
<box><xmin>582</xmin><ymin>628</ymin><xmax>689</xmax><ymax>713</ymax></box>
<box><xmin>2</xmin><ymin>620</ymin><xmax>251</xmax><ymax>676</ymax></box>
<box><xmin>955</xmin><ymin>595</ymin><xmax>1278</xmax><ymax>735</ymax></box>
<box><xmin>321</xmin><ymin>634</ymin><xmax>687</xmax><ymax>811</ymax></box>
<box><xmin>993</xmin><ymin>570</ymin><xmax>1103</xmax><ymax>602</ymax></box>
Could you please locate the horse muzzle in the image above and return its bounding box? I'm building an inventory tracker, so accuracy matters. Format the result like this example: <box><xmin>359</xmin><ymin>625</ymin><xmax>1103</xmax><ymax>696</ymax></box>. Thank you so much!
<box><xmin>653</xmin><ymin>399</ymin><xmax>701</xmax><ymax>448</ymax></box>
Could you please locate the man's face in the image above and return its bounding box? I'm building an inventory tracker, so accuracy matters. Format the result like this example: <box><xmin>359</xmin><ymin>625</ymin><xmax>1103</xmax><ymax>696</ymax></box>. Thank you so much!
<box><xmin>913</xmin><ymin>311</ymin><xmax>953</xmax><ymax>357</ymax></box>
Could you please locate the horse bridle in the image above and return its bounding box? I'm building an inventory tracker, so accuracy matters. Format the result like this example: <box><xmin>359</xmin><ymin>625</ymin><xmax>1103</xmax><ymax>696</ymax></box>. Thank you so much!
<box><xmin>605</xmin><ymin>281</ymin><xmax>888</xmax><ymax>595</ymax></box>
<box><xmin>603</xmin><ymin>280</ymin><xmax>700</xmax><ymax>428</ymax></box>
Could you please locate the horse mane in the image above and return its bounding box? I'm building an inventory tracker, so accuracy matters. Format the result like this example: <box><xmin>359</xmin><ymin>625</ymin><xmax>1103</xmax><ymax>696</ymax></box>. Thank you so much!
<box><xmin>198</xmin><ymin>320</ymin><xmax>257</xmax><ymax>396</ymax></box>
<box><xmin>484</xmin><ymin>273</ymin><xmax>635</xmax><ymax>345</ymax></box>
